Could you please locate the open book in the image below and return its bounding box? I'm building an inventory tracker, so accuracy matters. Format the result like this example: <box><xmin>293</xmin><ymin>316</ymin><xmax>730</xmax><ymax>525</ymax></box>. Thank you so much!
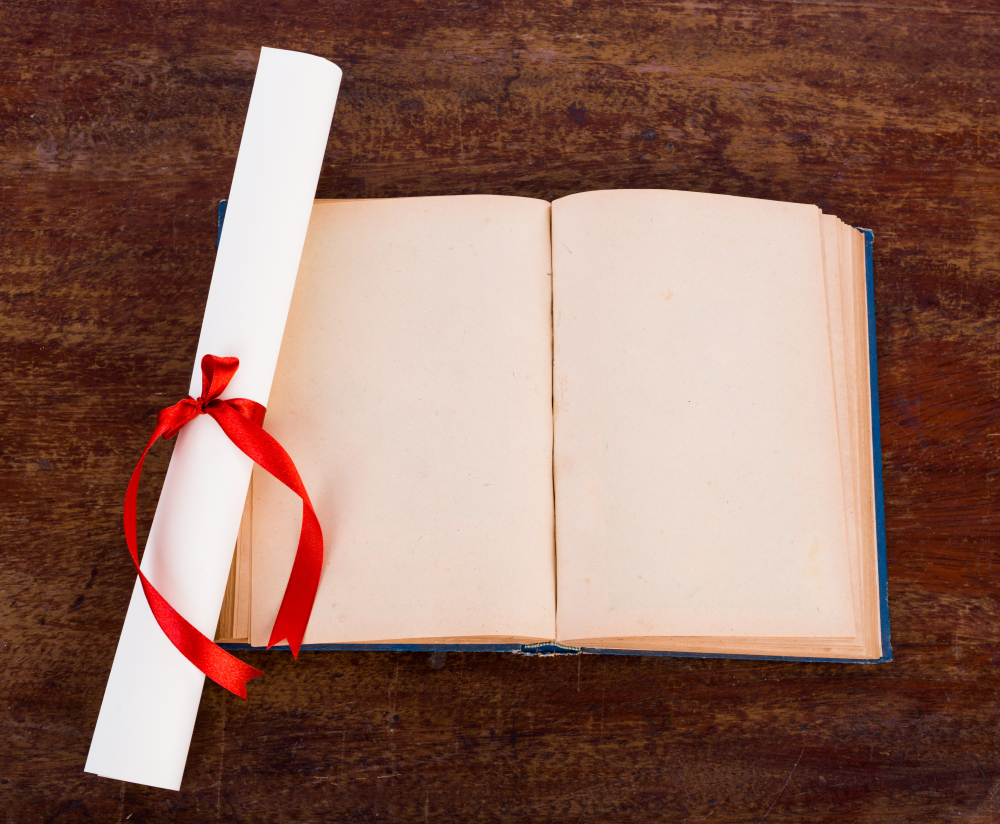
<box><xmin>216</xmin><ymin>189</ymin><xmax>889</xmax><ymax>662</ymax></box>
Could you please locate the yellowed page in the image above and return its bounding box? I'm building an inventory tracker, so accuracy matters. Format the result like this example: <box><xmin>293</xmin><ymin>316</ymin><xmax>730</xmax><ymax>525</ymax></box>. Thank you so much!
<box><xmin>847</xmin><ymin>223</ymin><xmax>882</xmax><ymax>657</ymax></box>
<box><xmin>820</xmin><ymin>214</ymin><xmax>864</xmax><ymax>642</ymax></box>
<box><xmin>251</xmin><ymin>196</ymin><xmax>555</xmax><ymax>645</ymax></box>
<box><xmin>214</xmin><ymin>481</ymin><xmax>252</xmax><ymax>643</ymax></box>
<box><xmin>232</xmin><ymin>478</ymin><xmax>253</xmax><ymax>641</ymax></box>
<box><xmin>552</xmin><ymin>189</ymin><xmax>856</xmax><ymax>642</ymax></box>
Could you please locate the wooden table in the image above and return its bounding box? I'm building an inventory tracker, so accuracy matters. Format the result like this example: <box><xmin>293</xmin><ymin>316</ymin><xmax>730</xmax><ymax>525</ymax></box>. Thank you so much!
<box><xmin>3</xmin><ymin>1</ymin><xmax>998</xmax><ymax>820</ymax></box>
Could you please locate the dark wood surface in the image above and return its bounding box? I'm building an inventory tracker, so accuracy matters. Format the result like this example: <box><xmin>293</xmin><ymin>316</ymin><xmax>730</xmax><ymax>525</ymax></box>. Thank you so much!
<box><xmin>3</xmin><ymin>0</ymin><xmax>999</xmax><ymax>820</ymax></box>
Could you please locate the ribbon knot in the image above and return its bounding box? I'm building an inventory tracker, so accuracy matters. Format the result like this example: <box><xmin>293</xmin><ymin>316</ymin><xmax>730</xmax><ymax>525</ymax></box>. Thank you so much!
<box><xmin>124</xmin><ymin>354</ymin><xmax>324</xmax><ymax>698</ymax></box>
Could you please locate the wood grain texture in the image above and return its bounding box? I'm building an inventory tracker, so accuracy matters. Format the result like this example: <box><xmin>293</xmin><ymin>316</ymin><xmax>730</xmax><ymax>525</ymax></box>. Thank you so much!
<box><xmin>2</xmin><ymin>0</ymin><xmax>999</xmax><ymax>820</ymax></box>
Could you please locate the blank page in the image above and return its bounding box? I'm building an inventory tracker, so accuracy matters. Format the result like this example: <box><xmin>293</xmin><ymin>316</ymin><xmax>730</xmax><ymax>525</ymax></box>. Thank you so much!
<box><xmin>251</xmin><ymin>196</ymin><xmax>555</xmax><ymax>645</ymax></box>
<box><xmin>552</xmin><ymin>189</ymin><xmax>856</xmax><ymax>643</ymax></box>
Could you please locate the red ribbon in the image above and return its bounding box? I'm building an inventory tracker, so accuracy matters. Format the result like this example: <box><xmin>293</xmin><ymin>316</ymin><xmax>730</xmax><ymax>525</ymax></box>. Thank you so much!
<box><xmin>124</xmin><ymin>354</ymin><xmax>323</xmax><ymax>698</ymax></box>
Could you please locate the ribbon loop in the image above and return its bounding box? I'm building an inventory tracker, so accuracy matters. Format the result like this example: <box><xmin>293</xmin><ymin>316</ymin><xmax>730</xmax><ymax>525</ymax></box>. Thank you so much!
<box><xmin>200</xmin><ymin>354</ymin><xmax>240</xmax><ymax>400</ymax></box>
<box><xmin>124</xmin><ymin>354</ymin><xmax>324</xmax><ymax>698</ymax></box>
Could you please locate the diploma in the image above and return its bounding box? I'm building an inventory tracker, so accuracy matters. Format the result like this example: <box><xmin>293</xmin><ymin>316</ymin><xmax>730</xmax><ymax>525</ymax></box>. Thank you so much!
<box><xmin>85</xmin><ymin>47</ymin><xmax>342</xmax><ymax>791</ymax></box>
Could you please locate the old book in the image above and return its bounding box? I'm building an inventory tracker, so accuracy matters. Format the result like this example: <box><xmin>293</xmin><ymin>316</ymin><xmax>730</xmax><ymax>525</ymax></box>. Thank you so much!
<box><xmin>216</xmin><ymin>189</ymin><xmax>889</xmax><ymax>662</ymax></box>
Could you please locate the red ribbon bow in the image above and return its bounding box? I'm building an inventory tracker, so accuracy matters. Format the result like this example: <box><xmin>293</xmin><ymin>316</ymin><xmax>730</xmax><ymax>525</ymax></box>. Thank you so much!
<box><xmin>124</xmin><ymin>354</ymin><xmax>323</xmax><ymax>698</ymax></box>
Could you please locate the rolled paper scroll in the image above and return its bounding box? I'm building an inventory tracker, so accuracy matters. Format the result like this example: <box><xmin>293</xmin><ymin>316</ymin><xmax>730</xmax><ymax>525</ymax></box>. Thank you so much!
<box><xmin>85</xmin><ymin>47</ymin><xmax>342</xmax><ymax>791</ymax></box>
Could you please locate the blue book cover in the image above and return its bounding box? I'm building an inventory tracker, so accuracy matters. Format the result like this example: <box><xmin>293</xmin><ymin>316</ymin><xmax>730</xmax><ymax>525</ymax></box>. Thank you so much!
<box><xmin>217</xmin><ymin>202</ymin><xmax>890</xmax><ymax>664</ymax></box>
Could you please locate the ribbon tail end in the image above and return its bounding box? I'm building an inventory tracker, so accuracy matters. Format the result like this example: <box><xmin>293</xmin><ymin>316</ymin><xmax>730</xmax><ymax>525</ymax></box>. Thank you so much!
<box><xmin>214</xmin><ymin>663</ymin><xmax>263</xmax><ymax>700</ymax></box>
<box><xmin>266</xmin><ymin>624</ymin><xmax>303</xmax><ymax>658</ymax></box>
<box><xmin>236</xmin><ymin>669</ymin><xmax>264</xmax><ymax>700</ymax></box>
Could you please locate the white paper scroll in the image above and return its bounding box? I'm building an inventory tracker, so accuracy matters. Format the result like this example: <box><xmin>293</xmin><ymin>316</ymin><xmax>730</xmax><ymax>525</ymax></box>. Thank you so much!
<box><xmin>85</xmin><ymin>47</ymin><xmax>342</xmax><ymax>791</ymax></box>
